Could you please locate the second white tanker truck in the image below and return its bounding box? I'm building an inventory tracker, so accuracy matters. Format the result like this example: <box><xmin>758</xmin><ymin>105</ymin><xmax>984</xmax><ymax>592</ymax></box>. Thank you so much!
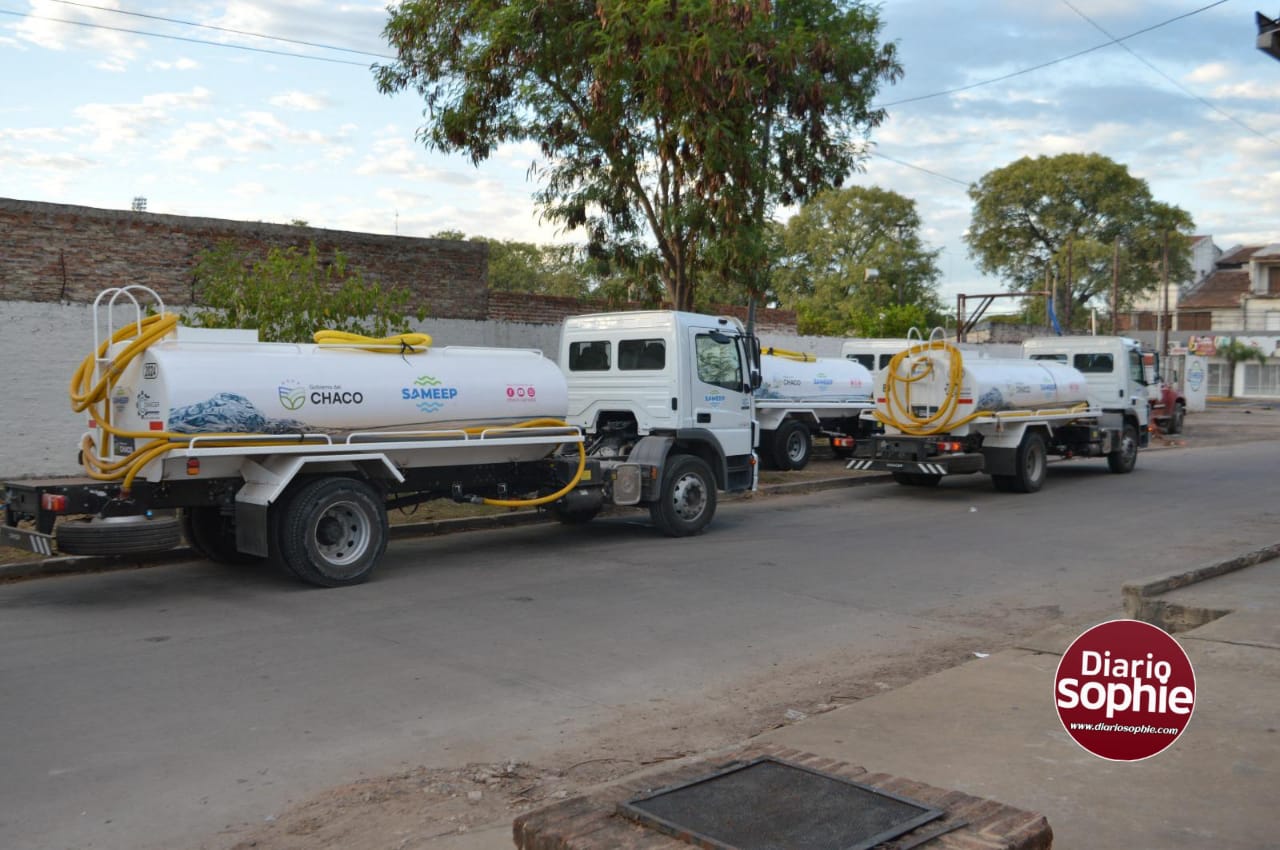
<box><xmin>847</xmin><ymin>334</ymin><xmax>1150</xmax><ymax>492</ymax></box>
<box><xmin>753</xmin><ymin>350</ymin><xmax>876</xmax><ymax>470</ymax></box>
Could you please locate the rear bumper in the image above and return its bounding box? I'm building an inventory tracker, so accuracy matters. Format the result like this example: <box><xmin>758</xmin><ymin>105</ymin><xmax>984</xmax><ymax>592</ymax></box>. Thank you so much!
<box><xmin>846</xmin><ymin>454</ymin><xmax>985</xmax><ymax>476</ymax></box>
<box><xmin>0</xmin><ymin>524</ymin><xmax>55</xmax><ymax>556</ymax></box>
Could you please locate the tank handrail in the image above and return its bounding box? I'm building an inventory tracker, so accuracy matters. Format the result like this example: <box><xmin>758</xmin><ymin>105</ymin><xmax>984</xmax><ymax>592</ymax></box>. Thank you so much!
<box><xmin>182</xmin><ymin>432</ymin><xmax>334</xmax><ymax>449</ymax></box>
<box><xmin>928</xmin><ymin>326</ymin><xmax>947</xmax><ymax>344</ymax></box>
<box><xmin>475</xmin><ymin>425</ymin><xmax>582</xmax><ymax>441</ymax></box>
<box><xmin>345</xmin><ymin>429</ymin><xmax>470</xmax><ymax>443</ymax></box>
<box><xmin>93</xmin><ymin>285</ymin><xmax>167</xmax><ymax>358</ymax></box>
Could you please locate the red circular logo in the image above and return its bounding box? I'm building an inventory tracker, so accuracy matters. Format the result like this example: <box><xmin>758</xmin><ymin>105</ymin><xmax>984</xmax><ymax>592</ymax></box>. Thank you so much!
<box><xmin>506</xmin><ymin>387</ymin><xmax>515</xmax><ymax>398</ymax></box>
<box><xmin>1055</xmin><ymin>619</ymin><xmax>1196</xmax><ymax>761</ymax></box>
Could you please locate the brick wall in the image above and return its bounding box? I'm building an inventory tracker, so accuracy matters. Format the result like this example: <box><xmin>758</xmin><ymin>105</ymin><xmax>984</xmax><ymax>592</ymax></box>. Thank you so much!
<box><xmin>0</xmin><ymin>198</ymin><xmax>490</xmax><ymax>319</ymax></box>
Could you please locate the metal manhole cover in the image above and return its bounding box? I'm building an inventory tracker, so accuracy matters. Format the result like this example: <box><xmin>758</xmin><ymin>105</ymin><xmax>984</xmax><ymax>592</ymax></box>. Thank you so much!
<box><xmin>618</xmin><ymin>757</ymin><xmax>944</xmax><ymax>850</ymax></box>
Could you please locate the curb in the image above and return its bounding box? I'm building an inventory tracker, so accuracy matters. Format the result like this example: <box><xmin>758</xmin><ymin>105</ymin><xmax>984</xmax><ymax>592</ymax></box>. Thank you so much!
<box><xmin>0</xmin><ymin>473</ymin><xmax>893</xmax><ymax>584</ymax></box>
<box><xmin>1122</xmin><ymin>541</ymin><xmax>1280</xmax><ymax>632</ymax></box>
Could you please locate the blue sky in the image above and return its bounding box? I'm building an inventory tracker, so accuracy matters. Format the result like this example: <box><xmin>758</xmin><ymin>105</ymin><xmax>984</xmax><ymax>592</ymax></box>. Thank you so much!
<box><xmin>2</xmin><ymin>1</ymin><xmax>1277</xmax><ymax>311</ymax></box>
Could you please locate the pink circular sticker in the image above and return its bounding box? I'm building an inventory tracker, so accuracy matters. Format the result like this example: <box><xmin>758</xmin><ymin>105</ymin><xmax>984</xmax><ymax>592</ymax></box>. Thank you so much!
<box><xmin>1054</xmin><ymin>619</ymin><xmax>1196</xmax><ymax>761</ymax></box>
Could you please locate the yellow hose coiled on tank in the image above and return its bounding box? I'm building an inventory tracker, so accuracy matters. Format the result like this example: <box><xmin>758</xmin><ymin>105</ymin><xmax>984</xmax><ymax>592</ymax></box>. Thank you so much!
<box><xmin>873</xmin><ymin>339</ymin><xmax>988</xmax><ymax>437</ymax></box>
<box><xmin>69</xmin><ymin>319</ymin><xmax>585</xmax><ymax>505</ymax></box>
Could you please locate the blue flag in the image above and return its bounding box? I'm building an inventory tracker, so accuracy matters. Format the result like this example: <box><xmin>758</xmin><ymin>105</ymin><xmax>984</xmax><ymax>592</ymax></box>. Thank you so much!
<box><xmin>1047</xmin><ymin>296</ymin><xmax>1063</xmax><ymax>336</ymax></box>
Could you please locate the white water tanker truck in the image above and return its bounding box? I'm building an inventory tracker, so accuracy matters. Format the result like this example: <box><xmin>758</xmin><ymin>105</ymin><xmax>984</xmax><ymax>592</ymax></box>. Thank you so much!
<box><xmin>0</xmin><ymin>287</ymin><xmax>761</xmax><ymax>586</ymax></box>
<box><xmin>846</xmin><ymin>334</ymin><xmax>1150</xmax><ymax>492</ymax></box>
<box><xmin>753</xmin><ymin>350</ymin><xmax>875</xmax><ymax>469</ymax></box>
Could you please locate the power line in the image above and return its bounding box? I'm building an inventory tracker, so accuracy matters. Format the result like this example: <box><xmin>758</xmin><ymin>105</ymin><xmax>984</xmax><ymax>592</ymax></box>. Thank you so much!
<box><xmin>1060</xmin><ymin>0</ymin><xmax>1280</xmax><ymax>149</ymax></box>
<box><xmin>870</xmin><ymin>151</ymin><xmax>972</xmax><ymax>188</ymax></box>
<box><xmin>46</xmin><ymin>0</ymin><xmax>394</xmax><ymax>60</ymax></box>
<box><xmin>0</xmin><ymin>8</ymin><xmax>375</xmax><ymax>66</ymax></box>
<box><xmin>875</xmin><ymin>0</ymin><xmax>1229</xmax><ymax>109</ymax></box>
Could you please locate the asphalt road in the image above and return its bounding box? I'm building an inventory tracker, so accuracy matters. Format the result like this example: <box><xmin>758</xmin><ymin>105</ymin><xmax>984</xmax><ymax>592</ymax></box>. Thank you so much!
<box><xmin>1</xmin><ymin>440</ymin><xmax>1277</xmax><ymax>850</ymax></box>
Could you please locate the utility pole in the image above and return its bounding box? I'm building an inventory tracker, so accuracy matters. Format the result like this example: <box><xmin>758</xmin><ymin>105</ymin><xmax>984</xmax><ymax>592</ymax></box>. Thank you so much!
<box><xmin>1065</xmin><ymin>237</ymin><xmax>1074</xmax><ymax>332</ymax></box>
<box><xmin>1111</xmin><ymin>237</ymin><xmax>1120</xmax><ymax>334</ymax></box>
<box><xmin>1160</xmin><ymin>231</ymin><xmax>1170</xmax><ymax>357</ymax></box>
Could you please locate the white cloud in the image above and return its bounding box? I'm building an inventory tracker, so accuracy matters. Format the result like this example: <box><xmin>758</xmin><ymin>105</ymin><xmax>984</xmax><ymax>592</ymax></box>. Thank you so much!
<box><xmin>149</xmin><ymin>58</ymin><xmax>200</xmax><ymax>71</ymax></box>
<box><xmin>73</xmin><ymin>87</ymin><xmax>213</xmax><ymax>152</ymax></box>
<box><xmin>1208</xmin><ymin>81</ymin><xmax>1275</xmax><ymax>101</ymax></box>
<box><xmin>15</xmin><ymin>0</ymin><xmax>144</xmax><ymax>66</ymax></box>
<box><xmin>268</xmin><ymin>91</ymin><xmax>332</xmax><ymax>111</ymax></box>
<box><xmin>1185</xmin><ymin>63</ymin><xmax>1229</xmax><ymax>85</ymax></box>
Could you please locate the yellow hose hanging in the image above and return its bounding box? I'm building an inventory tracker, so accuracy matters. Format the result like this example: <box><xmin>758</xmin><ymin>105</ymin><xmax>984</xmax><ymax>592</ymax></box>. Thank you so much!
<box><xmin>69</xmin><ymin>317</ymin><xmax>585</xmax><ymax>506</ymax></box>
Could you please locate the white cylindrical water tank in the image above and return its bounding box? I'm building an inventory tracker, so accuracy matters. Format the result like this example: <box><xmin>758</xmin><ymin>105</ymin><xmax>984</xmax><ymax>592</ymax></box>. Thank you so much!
<box><xmin>877</xmin><ymin>351</ymin><xmax>1089</xmax><ymax>417</ymax></box>
<box><xmin>758</xmin><ymin>354</ymin><xmax>874</xmax><ymax>403</ymax></box>
<box><xmin>109</xmin><ymin>337</ymin><xmax>569</xmax><ymax>437</ymax></box>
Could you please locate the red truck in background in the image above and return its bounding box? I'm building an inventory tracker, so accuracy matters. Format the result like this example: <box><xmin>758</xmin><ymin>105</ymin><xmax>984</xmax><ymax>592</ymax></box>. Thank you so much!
<box><xmin>1143</xmin><ymin>351</ymin><xmax>1187</xmax><ymax>434</ymax></box>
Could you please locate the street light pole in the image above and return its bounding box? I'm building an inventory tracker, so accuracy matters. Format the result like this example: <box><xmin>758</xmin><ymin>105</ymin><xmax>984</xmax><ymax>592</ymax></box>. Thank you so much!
<box><xmin>895</xmin><ymin>221</ymin><xmax>909</xmax><ymax>306</ymax></box>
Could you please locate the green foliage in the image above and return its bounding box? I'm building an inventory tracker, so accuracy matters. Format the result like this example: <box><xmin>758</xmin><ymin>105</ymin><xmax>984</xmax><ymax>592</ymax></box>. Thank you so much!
<box><xmin>188</xmin><ymin>241</ymin><xmax>425</xmax><ymax>343</ymax></box>
<box><xmin>773</xmin><ymin>186</ymin><xmax>943</xmax><ymax>335</ymax></box>
<box><xmin>1216</xmin><ymin>339</ymin><xmax>1268</xmax><ymax>398</ymax></box>
<box><xmin>376</xmin><ymin>0</ymin><xmax>901</xmax><ymax>311</ymax></box>
<box><xmin>966</xmin><ymin>153</ymin><xmax>1194</xmax><ymax>330</ymax></box>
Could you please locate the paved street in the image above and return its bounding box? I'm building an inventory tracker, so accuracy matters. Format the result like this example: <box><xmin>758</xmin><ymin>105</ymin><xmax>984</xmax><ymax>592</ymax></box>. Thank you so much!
<box><xmin>1</xmin><ymin>440</ymin><xmax>1276</xmax><ymax>850</ymax></box>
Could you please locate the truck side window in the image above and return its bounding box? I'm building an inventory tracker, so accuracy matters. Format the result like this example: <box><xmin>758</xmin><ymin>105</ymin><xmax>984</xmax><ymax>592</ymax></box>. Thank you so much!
<box><xmin>618</xmin><ymin>339</ymin><xmax>666</xmax><ymax>370</ymax></box>
<box><xmin>1073</xmin><ymin>353</ymin><xmax>1114</xmax><ymax>373</ymax></box>
<box><xmin>696</xmin><ymin>333</ymin><xmax>742</xmax><ymax>391</ymax></box>
<box><xmin>1129</xmin><ymin>350</ymin><xmax>1145</xmax><ymax>384</ymax></box>
<box><xmin>569</xmin><ymin>341</ymin><xmax>611</xmax><ymax>371</ymax></box>
<box><xmin>1030</xmin><ymin>354</ymin><xmax>1068</xmax><ymax>363</ymax></box>
<box><xmin>879</xmin><ymin>354</ymin><xmax>895</xmax><ymax>369</ymax></box>
<box><xmin>847</xmin><ymin>354</ymin><xmax>875</xmax><ymax>370</ymax></box>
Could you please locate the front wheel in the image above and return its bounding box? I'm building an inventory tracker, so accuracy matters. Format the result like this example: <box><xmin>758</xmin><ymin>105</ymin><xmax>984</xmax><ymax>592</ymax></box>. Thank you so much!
<box><xmin>274</xmin><ymin>477</ymin><xmax>388</xmax><ymax>587</ymax></box>
<box><xmin>1166</xmin><ymin>403</ymin><xmax>1185</xmax><ymax>435</ymax></box>
<box><xmin>649</xmin><ymin>454</ymin><xmax>717</xmax><ymax>537</ymax></box>
<box><xmin>1107</xmin><ymin>424</ymin><xmax>1139</xmax><ymax>474</ymax></box>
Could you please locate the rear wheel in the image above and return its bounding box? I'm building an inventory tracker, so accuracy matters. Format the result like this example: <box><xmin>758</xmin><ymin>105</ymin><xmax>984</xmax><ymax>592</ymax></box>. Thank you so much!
<box><xmin>771</xmin><ymin>420</ymin><xmax>812</xmax><ymax>471</ymax></box>
<box><xmin>182</xmin><ymin>506</ymin><xmax>263</xmax><ymax>565</ymax></box>
<box><xmin>274</xmin><ymin>477</ymin><xmax>388</xmax><ymax>587</ymax></box>
<box><xmin>1107</xmin><ymin>424</ymin><xmax>1139</xmax><ymax>474</ymax></box>
<box><xmin>649</xmin><ymin>454</ymin><xmax>717</xmax><ymax>537</ymax></box>
<box><xmin>1009</xmin><ymin>431</ymin><xmax>1047</xmax><ymax>493</ymax></box>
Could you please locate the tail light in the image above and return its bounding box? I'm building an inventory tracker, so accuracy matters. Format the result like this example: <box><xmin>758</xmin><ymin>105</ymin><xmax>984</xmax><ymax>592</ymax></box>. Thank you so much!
<box><xmin>41</xmin><ymin>494</ymin><xmax>68</xmax><ymax>513</ymax></box>
<box><xmin>935</xmin><ymin>440</ymin><xmax>964</xmax><ymax>453</ymax></box>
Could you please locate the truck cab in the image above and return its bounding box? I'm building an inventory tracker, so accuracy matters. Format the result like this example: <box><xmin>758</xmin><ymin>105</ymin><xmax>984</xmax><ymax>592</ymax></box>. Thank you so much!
<box><xmin>560</xmin><ymin>311</ymin><xmax>759</xmax><ymax>508</ymax></box>
<box><xmin>1022</xmin><ymin>336</ymin><xmax>1152</xmax><ymax>438</ymax></box>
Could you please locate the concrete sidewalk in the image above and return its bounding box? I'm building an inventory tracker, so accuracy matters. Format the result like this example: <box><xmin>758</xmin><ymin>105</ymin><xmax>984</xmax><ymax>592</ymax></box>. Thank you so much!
<box><xmin>761</xmin><ymin>552</ymin><xmax>1280</xmax><ymax>850</ymax></box>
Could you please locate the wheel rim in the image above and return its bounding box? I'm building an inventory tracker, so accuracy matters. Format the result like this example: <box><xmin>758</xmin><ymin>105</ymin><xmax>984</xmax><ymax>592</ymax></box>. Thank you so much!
<box><xmin>1122</xmin><ymin>431</ymin><xmax>1137</xmax><ymax>463</ymax></box>
<box><xmin>785</xmin><ymin>431</ymin><xmax>807</xmax><ymax>463</ymax></box>
<box><xmin>309</xmin><ymin>499</ymin><xmax>372</xmax><ymax>570</ymax></box>
<box><xmin>670</xmin><ymin>472</ymin><xmax>708</xmax><ymax>522</ymax></box>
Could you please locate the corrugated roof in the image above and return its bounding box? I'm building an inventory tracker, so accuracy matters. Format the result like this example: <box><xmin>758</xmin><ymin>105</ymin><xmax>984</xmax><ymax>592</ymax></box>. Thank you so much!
<box><xmin>1217</xmin><ymin>245</ymin><xmax>1263</xmax><ymax>266</ymax></box>
<box><xmin>1178</xmin><ymin>269</ymin><xmax>1249</xmax><ymax>309</ymax></box>
<box><xmin>1251</xmin><ymin>242</ymin><xmax>1280</xmax><ymax>260</ymax></box>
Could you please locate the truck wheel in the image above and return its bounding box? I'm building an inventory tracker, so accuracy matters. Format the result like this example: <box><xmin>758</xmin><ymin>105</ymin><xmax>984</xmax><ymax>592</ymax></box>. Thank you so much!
<box><xmin>275</xmin><ymin>477</ymin><xmax>388</xmax><ymax>587</ymax></box>
<box><xmin>182</xmin><ymin>506</ymin><xmax>263</xmax><ymax>565</ymax></box>
<box><xmin>1107</xmin><ymin>424</ymin><xmax>1139</xmax><ymax>474</ymax></box>
<box><xmin>772</xmin><ymin>420</ymin><xmax>812</xmax><ymax>471</ymax></box>
<box><xmin>56</xmin><ymin>515</ymin><xmax>182</xmax><ymax>556</ymax></box>
<box><xmin>1166</xmin><ymin>403</ymin><xmax>1185</xmax><ymax>435</ymax></box>
<box><xmin>1010</xmin><ymin>431</ymin><xmax>1047</xmax><ymax>493</ymax></box>
<box><xmin>649</xmin><ymin>454</ymin><xmax>717</xmax><ymax>537</ymax></box>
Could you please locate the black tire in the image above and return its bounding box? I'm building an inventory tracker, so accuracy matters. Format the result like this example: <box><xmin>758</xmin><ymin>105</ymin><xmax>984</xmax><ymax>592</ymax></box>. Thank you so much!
<box><xmin>1010</xmin><ymin>431</ymin><xmax>1048</xmax><ymax>494</ymax></box>
<box><xmin>56</xmin><ymin>515</ymin><xmax>182</xmax><ymax>556</ymax></box>
<box><xmin>757</xmin><ymin>430</ymin><xmax>779</xmax><ymax>470</ymax></box>
<box><xmin>771</xmin><ymin>420</ymin><xmax>812</xmax><ymax>471</ymax></box>
<box><xmin>274</xmin><ymin>477</ymin><xmax>388</xmax><ymax>587</ymax></box>
<box><xmin>991</xmin><ymin>475</ymin><xmax>1016</xmax><ymax>492</ymax></box>
<box><xmin>649</xmin><ymin>454</ymin><xmax>717</xmax><ymax>537</ymax></box>
<box><xmin>1166</xmin><ymin>403</ymin><xmax>1185</xmax><ymax>435</ymax></box>
<box><xmin>1107</xmin><ymin>423</ymin><xmax>1139</xmax><ymax>474</ymax></box>
<box><xmin>181</xmin><ymin>506</ymin><xmax>264</xmax><ymax>565</ymax></box>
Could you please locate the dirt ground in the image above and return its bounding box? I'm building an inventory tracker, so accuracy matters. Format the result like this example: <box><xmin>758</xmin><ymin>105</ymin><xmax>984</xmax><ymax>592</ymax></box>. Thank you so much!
<box><xmin>202</xmin><ymin>402</ymin><xmax>1280</xmax><ymax>850</ymax></box>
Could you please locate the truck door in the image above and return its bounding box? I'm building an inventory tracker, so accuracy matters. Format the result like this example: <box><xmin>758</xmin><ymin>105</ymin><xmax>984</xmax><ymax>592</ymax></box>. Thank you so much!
<box><xmin>689</xmin><ymin>329</ymin><xmax>754</xmax><ymax>458</ymax></box>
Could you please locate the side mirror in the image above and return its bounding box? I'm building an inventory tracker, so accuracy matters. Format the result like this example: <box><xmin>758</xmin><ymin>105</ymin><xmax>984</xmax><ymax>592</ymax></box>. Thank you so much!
<box><xmin>750</xmin><ymin>369</ymin><xmax>762</xmax><ymax>391</ymax></box>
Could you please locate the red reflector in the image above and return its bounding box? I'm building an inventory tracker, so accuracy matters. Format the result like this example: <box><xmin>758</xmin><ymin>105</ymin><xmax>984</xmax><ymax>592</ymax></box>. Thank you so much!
<box><xmin>150</xmin><ymin>421</ymin><xmax>163</xmax><ymax>431</ymax></box>
<box><xmin>41</xmin><ymin>494</ymin><xmax>68</xmax><ymax>513</ymax></box>
<box><xmin>936</xmin><ymin>440</ymin><xmax>963</xmax><ymax>453</ymax></box>
<box><xmin>833</xmin><ymin>436</ymin><xmax>854</xmax><ymax>447</ymax></box>
<box><xmin>186</xmin><ymin>459</ymin><xmax>200</xmax><ymax>476</ymax></box>
<box><xmin>88</xmin><ymin>420</ymin><xmax>97</xmax><ymax>428</ymax></box>
<box><xmin>957</xmin><ymin>398</ymin><xmax>973</xmax><ymax>404</ymax></box>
